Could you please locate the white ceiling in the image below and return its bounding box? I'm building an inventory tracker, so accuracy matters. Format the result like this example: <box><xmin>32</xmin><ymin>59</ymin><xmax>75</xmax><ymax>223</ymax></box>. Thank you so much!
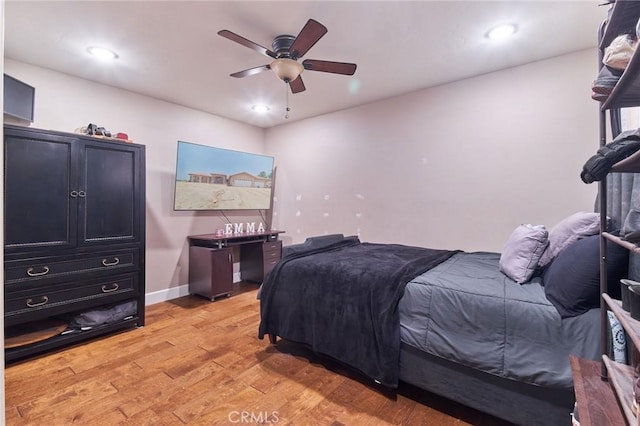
<box><xmin>4</xmin><ymin>1</ymin><xmax>607</xmax><ymax>129</ymax></box>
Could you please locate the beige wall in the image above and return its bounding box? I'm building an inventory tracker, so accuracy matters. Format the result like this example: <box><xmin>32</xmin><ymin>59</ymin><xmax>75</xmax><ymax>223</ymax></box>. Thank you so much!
<box><xmin>4</xmin><ymin>59</ymin><xmax>266</xmax><ymax>297</ymax></box>
<box><xmin>5</xmin><ymin>47</ymin><xmax>600</xmax><ymax>300</ymax></box>
<box><xmin>266</xmin><ymin>49</ymin><xmax>600</xmax><ymax>252</ymax></box>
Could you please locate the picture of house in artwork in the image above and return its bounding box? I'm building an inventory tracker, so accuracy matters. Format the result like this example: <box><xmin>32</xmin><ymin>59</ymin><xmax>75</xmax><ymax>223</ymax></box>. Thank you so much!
<box><xmin>187</xmin><ymin>172</ymin><xmax>271</xmax><ymax>188</ymax></box>
<box><xmin>228</xmin><ymin>172</ymin><xmax>271</xmax><ymax>188</ymax></box>
<box><xmin>188</xmin><ymin>173</ymin><xmax>227</xmax><ymax>184</ymax></box>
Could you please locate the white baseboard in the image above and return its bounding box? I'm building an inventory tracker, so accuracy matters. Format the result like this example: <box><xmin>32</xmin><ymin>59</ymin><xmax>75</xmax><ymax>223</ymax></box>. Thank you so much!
<box><xmin>145</xmin><ymin>273</ymin><xmax>243</xmax><ymax>305</ymax></box>
<box><xmin>145</xmin><ymin>284</ymin><xmax>190</xmax><ymax>305</ymax></box>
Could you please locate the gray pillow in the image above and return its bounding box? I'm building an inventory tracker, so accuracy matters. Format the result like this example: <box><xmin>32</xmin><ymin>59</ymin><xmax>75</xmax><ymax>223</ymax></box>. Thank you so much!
<box><xmin>499</xmin><ymin>224</ymin><xmax>549</xmax><ymax>284</ymax></box>
<box><xmin>538</xmin><ymin>212</ymin><xmax>601</xmax><ymax>267</ymax></box>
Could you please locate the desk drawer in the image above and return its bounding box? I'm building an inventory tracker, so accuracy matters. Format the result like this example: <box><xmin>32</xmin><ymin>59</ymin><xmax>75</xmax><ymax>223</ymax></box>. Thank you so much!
<box><xmin>5</xmin><ymin>249</ymin><xmax>139</xmax><ymax>285</ymax></box>
<box><xmin>263</xmin><ymin>241</ymin><xmax>282</xmax><ymax>253</ymax></box>
<box><xmin>263</xmin><ymin>241</ymin><xmax>281</xmax><ymax>260</ymax></box>
<box><xmin>262</xmin><ymin>241</ymin><xmax>281</xmax><ymax>275</ymax></box>
<box><xmin>264</xmin><ymin>257</ymin><xmax>280</xmax><ymax>276</ymax></box>
<box><xmin>263</xmin><ymin>248</ymin><xmax>281</xmax><ymax>261</ymax></box>
<box><xmin>5</xmin><ymin>273</ymin><xmax>138</xmax><ymax>318</ymax></box>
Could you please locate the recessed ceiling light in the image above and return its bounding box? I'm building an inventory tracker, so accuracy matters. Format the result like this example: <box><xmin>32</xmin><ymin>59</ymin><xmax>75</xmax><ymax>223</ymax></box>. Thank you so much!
<box><xmin>486</xmin><ymin>24</ymin><xmax>517</xmax><ymax>41</ymax></box>
<box><xmin>87</xmin><ymin>46</ymin><xmax>118</xmax><ymax>60</ymax></box>
<box><xmin>251</xmin><ymin>104</ymin><xmax>270</xmax><ymax>113</ymax></box>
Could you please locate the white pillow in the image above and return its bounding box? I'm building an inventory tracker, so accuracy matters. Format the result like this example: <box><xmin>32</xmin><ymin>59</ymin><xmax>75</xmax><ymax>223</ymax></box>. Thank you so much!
<box><xmin>499</xmin><ymin>224</ymin><xmax>549</xmax><ymax>284</ymax></box>
<box><xmin>538</xmin><ymin>212</ymin><xmax>601</xmax><ymax>267</ymax></box>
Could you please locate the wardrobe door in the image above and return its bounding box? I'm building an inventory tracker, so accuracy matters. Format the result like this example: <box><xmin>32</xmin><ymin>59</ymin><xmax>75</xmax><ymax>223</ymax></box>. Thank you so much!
<box><xmin>4</xmin><ymin>131</ymin><xmax>77</xmax><ymax>253</ymax></box>
<box><xmin>78</xmin><ymin>140</ymin><xmax>142</xmax><ymax>247</ymax></box>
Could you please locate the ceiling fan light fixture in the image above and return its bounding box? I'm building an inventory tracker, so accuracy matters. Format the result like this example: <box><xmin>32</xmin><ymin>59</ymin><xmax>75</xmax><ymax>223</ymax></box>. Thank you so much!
<box><xmin>270</xmin><ymin>58</ymin><xmax>304</xmax><ymax>82</ymax></box>
<box><xmin>218</xmin><ymin>18</ymin><xmax>356</xmax><ymax>96</ymax></box>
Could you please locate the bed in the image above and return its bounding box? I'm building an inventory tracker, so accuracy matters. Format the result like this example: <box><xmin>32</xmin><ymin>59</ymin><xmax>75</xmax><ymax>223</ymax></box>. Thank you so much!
<box><xmin>257</xmin><ymin>223</ymin><xmax>624</xmax><ymax>425</ymax></box>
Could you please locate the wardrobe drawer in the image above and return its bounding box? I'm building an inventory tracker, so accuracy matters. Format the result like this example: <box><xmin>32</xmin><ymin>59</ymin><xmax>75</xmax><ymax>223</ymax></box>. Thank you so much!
<box><xmin>5</xmin><ymin>273</ymin><xmax>138</xmax><ymax>318</ymax></box>
<box><xmin>5</xmin><ymin>249</ymin><xmax>139</xmax><ymax>285</ymax></box>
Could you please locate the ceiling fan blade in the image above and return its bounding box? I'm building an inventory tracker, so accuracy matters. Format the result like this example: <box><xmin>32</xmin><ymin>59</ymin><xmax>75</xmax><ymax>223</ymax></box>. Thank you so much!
<box><xmin>302</xmin><ymin>59</ymin><xmax>357</xmax><ymax>75</ymax></box>
<box><xmin>289</xmin><ymin>75</ymin><xmax>306</xmax><ymax>94</ymax></box>
<box><xmin>218</xmin><ymin>29</ymin><xmax>277</xmax><ymax>59</ymax></box>
<box><xmin>230</xmin><ymin>65</ymin><xmax>271</xmax><ymax>78</ymax></box>
<box><xmin>289</xmin><ymin>19</ymin><xmax>327</xmax><ymax>60</ymax></box>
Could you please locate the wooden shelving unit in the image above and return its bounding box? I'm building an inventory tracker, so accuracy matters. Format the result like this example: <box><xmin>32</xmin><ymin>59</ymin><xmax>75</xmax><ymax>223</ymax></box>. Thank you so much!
<box><xmin>571</xmin><ymin>356</ymin><xmax>627</xmax><ymax>426</ymax></box>
<box><xmin>600</xmin><ymin>1</ymin><xmax>640</xmax><ymax>111</ymax></box>
<box><xmin>603</xmin><ymin>354</ymin><xmax>635</xmax><ymax>424</ymax></box>
<box><xmin>602</xmin><ymin>232</ymin><xmax>640</xmax><ymax>254</ymax></box>
<box><xmin>611</xmin><ymin>151</ymin><xmax>640</xmax><ymax>174</ymax></box>
<box><xmin>604</xmin><ymin>295</ymin><xmax>640</xmax><ymax>350</ymax></box>
<box><xmin>572</xmin><ymin>2</ymin><xmax>640</xmax><ymax>425</ymax></box>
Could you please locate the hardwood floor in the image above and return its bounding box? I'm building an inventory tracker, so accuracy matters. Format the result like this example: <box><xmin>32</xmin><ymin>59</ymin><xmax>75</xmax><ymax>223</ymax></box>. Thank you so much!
<box><xmin>5</xmin><ymin>284</ymin><xmax>512</xmax><ymax>425</ymax></box>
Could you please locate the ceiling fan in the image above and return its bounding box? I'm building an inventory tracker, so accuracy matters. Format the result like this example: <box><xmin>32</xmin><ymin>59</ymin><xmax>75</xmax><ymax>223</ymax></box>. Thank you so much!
<box><xmin>218</xmin><ymin>19</ymin><xmax>357</xmax><ymax>94</ymax></box>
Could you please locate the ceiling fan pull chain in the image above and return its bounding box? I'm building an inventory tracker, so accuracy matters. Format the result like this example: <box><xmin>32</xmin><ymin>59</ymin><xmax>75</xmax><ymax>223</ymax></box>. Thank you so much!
<box><xmin>285</xmin><ymin>83</ymin><xmax>291</xmax><ymax>119</ymax></box>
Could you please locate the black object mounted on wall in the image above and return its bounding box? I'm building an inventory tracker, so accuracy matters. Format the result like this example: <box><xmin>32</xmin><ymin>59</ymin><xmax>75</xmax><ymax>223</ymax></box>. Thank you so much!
<box><xmin>3</xmin><ymin>73</ymin><xmax>35</xmax><ymax>123</ymax></box>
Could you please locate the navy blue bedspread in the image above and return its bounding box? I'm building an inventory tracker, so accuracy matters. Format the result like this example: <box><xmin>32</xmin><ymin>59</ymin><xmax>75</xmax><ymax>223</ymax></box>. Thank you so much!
<box><xmin>258</xmin><ymin>239</ymin><xmax>457</xmax><ymax>387</ymax></box>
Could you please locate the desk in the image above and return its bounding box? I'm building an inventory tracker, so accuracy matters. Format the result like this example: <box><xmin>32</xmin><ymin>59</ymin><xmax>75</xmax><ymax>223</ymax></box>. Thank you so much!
<box><xmin>187</xmin><ymin>230</ymin><xmax>284</xmax><ymax>300</ymax></box>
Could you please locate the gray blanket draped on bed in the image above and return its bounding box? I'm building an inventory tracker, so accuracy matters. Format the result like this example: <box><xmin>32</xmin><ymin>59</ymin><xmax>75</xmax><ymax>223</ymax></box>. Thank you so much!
<box><xmin>258</xmin><ymin>239</ymin><xmax>457</xmax><ymax>388</ymax></box>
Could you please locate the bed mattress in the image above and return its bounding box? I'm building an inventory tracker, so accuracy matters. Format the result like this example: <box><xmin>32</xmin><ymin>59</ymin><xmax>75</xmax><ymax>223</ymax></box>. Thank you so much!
<box><xmin>399</xmin><ymin>251</ymin><xmax>601</xmax><ymax>389</ymax></box>
<box><xmin>259</xmin><ymin>240</ymin><xmax>456</xmax><ymax>387</ymax></box>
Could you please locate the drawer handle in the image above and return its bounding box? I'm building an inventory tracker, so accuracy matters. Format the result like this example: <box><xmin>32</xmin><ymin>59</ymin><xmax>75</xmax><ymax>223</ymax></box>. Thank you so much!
<box><xmin>102</xmin><ymin>283</ymin><xmax>120</xmax><ymax>293</ymax></box>
<box><xmin>102</xmin><ymin>257</ymin><xmax>120</xmax><ymax>267</ymax></box>
<box><xmin>26</xmin><ymin>296</ymin><xmax>49</xmax><ymax>308</ymax></box>
<box><xmin>26</xmin><ymin>266</ymin><xmax>50</xmax><ymax>277</ymax></box>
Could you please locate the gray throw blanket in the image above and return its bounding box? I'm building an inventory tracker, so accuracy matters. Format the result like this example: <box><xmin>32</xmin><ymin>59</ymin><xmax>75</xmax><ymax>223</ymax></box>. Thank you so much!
<box><xmin>258</xmin><ymin>239</ymin><xmax>457</xmax><ymax>387</ymax></box>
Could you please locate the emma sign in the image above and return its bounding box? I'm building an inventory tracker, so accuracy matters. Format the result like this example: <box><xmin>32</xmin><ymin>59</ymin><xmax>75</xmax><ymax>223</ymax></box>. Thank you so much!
<box><xmin>223</xmin><ymin>222</ymin><xmax>266</xmax><ymax>235</ymax></box>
